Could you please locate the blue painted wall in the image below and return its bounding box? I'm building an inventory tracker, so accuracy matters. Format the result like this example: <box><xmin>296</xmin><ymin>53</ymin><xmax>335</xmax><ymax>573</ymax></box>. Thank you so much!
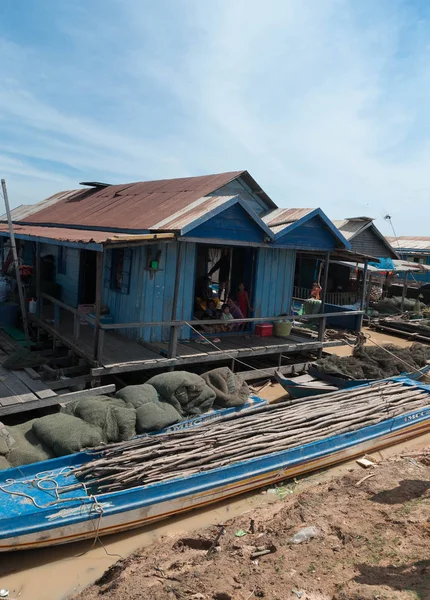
<box><xmin>56</xmin><ymin>246</ymin><xmax>80</xmax><ymax>306</ymax></box>
<box><xmin>184</xmin><ymin>204</ymin><xmax>266</xmax><ymax>243</ymax></box>
<box><xmin>274</xmin><ymin>215</ymin><xmax>338</xmax><ymax>250</ymax></box>
<box><xmin>37</xmin><ymin>242</ymin><xmax>81</xmax><ymax>307</ymax></box>
<box><xmin>253</xmin><ymin>247</ymin><xmax>296</xmax><ymax>319</ymax></box>
<box><xmin>102</xmin><ymin>242</ymin><xmax>196</xmax><ymax>342</ymax></box>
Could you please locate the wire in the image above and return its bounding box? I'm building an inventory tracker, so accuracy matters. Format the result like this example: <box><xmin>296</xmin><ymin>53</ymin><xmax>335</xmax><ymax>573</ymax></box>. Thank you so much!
<box><xmin>185</xmin><ymin>321</ymin><xmax>285</xmax><ymax>377</ymax></box>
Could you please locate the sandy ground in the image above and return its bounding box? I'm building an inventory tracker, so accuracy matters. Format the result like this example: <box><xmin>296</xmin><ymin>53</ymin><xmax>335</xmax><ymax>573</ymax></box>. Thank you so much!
<box><xmin>73</xmin><ymin>451</ymin><xmax>430</xmax><ymax>600</ymax></box>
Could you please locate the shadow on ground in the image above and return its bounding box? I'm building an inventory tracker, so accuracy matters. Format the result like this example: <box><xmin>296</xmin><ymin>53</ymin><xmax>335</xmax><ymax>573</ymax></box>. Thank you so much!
<box><xmin>354</xmin><ymin>560</ymin><xmax>430</xmax><ymax>599</ymax></box>
<box><xmin>369</xmin><ymin>479</ymin><xmax>430</xmax><ymax>505</ymax></box>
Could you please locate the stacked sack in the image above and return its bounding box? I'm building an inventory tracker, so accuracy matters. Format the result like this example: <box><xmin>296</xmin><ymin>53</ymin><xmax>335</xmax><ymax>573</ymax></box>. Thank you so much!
<box><xmin>0</xmin><ymin>368</ymin><xmax>250</xmax><ymax>469</ymax></box>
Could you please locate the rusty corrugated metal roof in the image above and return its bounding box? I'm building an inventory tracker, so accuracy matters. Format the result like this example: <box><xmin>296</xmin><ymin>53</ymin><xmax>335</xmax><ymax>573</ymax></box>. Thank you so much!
<box><xmin>0</xmin><ymin>224</ymin><xmax>173</xmax><ymax>245</ymax></box>
<box><xmin>19</xmin><ymin>171</ymin><xmax>270</xmax><ymax>231</ymax></box>
<box><xmin>386</xmin><ymin>236</ymin><xmax>430</xmax><ymax>251</ymax></box>
<box><xmin>0</xmin><ymin>192</ymin><xmax>67</xmax><ymax>222</ymax></box>
<box><xmin>263</xmin><ymin>207</ymin><xmax>314</xmax><ymax>234</ymax></box>
<box><xmin>151</xmin><ymin>195</ymin><xmax>237</xmax><ymax>231</ymax></box>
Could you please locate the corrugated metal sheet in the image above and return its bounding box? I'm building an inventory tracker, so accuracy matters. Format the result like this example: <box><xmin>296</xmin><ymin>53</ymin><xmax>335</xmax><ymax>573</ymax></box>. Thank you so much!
<box><xmin>19</xmin><ymin>172</ymin><xmax>262</xmax><ymax>231</ymax></box>
<box><xmin>151</xmin><ymin>195</ymin><xmax>237</xmax><ymax>231</ymax></box>
<box><xmin>0</xmin><ymin>193</ymin><xmax>66</xmax><ymax>222</ymax></box>
<box><xmin>263</xmin><ymin>208</ymin><xmax>315</xmax><ymax>235</ymax></box>
<box><xmin>0</xmin><ymin>224</ymin><xmax>173</xmax><ymax>245</ymax></box>
<box><xmin>331</xmin><ymin>218</ymin><xmax>371</xmax><ymax>241</ymax></box>
<box><xmin>386</xmin><ymin>236</ymin><xmax>430</xmax><ymax>251</ymax></box>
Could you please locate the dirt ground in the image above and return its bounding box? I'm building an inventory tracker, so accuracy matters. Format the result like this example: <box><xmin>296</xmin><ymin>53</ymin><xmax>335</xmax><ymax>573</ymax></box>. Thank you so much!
<box><xmin>74</xmin><ymin>452</ymin><xmax>430</xmax><ymax>600</ymax></box>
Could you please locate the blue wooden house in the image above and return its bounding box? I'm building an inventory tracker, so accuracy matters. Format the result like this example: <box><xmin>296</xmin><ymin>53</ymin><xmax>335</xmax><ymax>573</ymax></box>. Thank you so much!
<box><xmin>0</xmin><ymin>171</ymin><xmax>363</xmax><ymax>376</ymax></box>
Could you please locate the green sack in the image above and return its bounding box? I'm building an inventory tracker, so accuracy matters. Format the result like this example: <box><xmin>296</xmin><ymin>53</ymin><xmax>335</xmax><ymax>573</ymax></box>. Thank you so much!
<box><xmin>33</xmin><ymin>413</ymin><xmax>103</xmax><ymax>457</ymax></box>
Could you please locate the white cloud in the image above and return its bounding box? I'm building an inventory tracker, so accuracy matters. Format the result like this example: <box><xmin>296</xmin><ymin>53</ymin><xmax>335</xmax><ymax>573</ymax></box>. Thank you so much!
<box><xmin>0</xmin><ymin>0</ymin><xmax>429</xmax><ymax>235</ymax></box>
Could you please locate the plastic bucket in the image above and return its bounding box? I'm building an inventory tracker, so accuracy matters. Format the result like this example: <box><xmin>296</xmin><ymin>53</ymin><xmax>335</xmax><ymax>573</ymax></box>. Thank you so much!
<box><xmin>274</xmin><ymin>320</ymin><xmax>292</xmax><ymax>337</ymax></box>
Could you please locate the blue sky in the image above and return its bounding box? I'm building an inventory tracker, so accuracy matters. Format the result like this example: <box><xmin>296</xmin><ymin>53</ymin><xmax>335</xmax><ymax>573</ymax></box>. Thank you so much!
<box><xmin>0</xmin><ymin>0</ymin><xmax>429</xmax><ymax>235</ymax></box>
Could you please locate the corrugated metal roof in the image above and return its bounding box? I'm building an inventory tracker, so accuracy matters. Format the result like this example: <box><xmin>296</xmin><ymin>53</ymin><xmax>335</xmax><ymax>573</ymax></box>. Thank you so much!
<box><xmin>151</xmin><ymin>194</ymin><xmax>237</xmax><ymax>231</ymax></box>
<box><xmin>0</xmin><ymin>193</ymin><xmax>66</xmax><ymax>222</ymax></box>
<box><xmin>18</xmin><ymin>171</ymin><xmax>273</xmax><ymax>232</ymax></box>
<box><xmin>332</xmin><ymin>217</ymin><xmax>373</xmax><ymax>241</ymax></box>
<box><xmin>386</xmin><ymin>236</ymin><xmax>430</xmax><ymax>251</ymax></box>
<box><xmin>262</xmin><ymin>208</ymin><xmax>314</xmax><ymax>234</ymax></box>
<box><xmin>0</xmin><ymin>224</ymin><xmax>173</xmax><ymax>245</ymax></box>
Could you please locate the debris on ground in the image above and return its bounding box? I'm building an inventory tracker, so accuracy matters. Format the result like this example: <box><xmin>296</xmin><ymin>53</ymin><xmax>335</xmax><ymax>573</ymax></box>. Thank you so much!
<box><xmin>72</xmin><ymin>454</ymin><xmax>430</xmax><ymax>600</ymax></box>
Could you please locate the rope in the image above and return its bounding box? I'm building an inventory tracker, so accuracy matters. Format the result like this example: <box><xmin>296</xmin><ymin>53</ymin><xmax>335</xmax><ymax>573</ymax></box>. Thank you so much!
<box><xmin>184</xmin><ymin>321</ymin><xmax>280</xmax><ymax>377</ymax></box>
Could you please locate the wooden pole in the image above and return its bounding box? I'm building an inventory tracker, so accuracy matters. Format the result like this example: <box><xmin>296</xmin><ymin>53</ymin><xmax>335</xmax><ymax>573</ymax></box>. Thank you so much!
<box><xmin>35</xmin><ymin>241</ymin><xmax>41</xmax><ymax>318</ymax></box>
<box><xmin>401</xmin><ymin>270</ymin><xmax>408</xmax><ymax>312</ymax></box>
<box><xmin>167</xmin><ymin>241</ymin><xmax>184</xmax><ymax>360</ymax></box>
<box><xmin>93</xmin><ymin>251</ymin><xmax>103</xmax><ymax>362</ymax></box>
<box><xmin>358</xmin><ymin>258</ymin><xmax>369</xmax><ymax>331</ymax></box>
<box><xmin>1</xmin><ymin>179</ymin><xmax>31</xmax><ymax>348</ymax></box>
<box><xmin>317</xmin><ymin>251</ymin><xmax>330</xmax><ymax>356</ymax></box>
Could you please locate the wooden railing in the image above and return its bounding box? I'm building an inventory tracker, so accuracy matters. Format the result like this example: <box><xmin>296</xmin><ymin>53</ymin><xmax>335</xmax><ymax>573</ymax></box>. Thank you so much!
<box><xmin>35</xmin><ymin>293</ymin><xmax>364</xmax><ymax>366</ymax></box>
<box><xmin>293</xmin><ymin>286</ymin><xmax>359</xmax><ymax>306</ymax></box>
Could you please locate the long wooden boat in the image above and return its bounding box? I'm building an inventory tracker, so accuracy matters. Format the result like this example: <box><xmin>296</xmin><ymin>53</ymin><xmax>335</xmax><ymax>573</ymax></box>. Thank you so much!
<box><xmin>274</xmin><ymin>370</ymin><xmax>338</xmax><ymax>398</ymax></box>
<box><xmin>1</xmin><ymin>378</ymin><xmax>430</xmax><ymax>552</ymax></box>
<box><xmin>308</xmin><ymin>363</ymin><xmax>430</xmax><ymax>390</ymax></box>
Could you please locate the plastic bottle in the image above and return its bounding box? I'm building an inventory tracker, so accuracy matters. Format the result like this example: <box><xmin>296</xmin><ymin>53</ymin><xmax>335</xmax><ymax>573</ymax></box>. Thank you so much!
<box><xmin>29</xmin><ymin>298</ymin><xmax>37</xmax><ymax>314</ymax></box>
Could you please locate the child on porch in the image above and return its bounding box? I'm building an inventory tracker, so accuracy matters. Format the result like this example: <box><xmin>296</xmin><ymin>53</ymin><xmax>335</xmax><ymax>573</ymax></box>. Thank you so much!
<box><xmin>236</xmin><ymin>282</ymin><xmax>252</xmax><ymax>318</ymax></box>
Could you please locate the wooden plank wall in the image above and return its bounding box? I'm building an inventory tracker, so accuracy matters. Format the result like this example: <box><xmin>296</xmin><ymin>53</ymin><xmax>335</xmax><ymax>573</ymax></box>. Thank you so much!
<box><xmin>253</xmin><ymin>247</ymin><xmax>295</xmax><ymax>321</ymax></box>
<box><xmin>102</xmin><ymin>242</ymin><xmax>196</xmax><ymax>343</ymax></box>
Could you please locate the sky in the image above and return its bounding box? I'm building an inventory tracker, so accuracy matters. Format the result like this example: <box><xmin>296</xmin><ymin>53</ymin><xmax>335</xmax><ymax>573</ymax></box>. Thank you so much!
<box><xmin>0</xmin><ymin>0</ymin><xmax>429</xmax><ymax>235</ymax></box>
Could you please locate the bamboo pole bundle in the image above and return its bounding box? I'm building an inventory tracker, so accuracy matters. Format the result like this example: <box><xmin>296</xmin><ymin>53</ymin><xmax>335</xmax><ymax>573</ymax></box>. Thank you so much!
<box><xmin>71</xmin><ymin>381</ymin><xmax>430</xmax><ymax>493</ymax></box>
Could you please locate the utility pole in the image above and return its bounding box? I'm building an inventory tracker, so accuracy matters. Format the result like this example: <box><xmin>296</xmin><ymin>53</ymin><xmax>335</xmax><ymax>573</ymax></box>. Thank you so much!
<box><xmin>1</xmin><ymin>179</ymin><xmax>31</xmax><ymax>348</ymax></box>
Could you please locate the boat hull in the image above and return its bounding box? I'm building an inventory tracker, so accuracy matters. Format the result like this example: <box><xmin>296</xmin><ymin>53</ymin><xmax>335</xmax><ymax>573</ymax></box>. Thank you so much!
<box><xmin>2</xmin><ymin>400</ymin><xmax>430</xmax><ymax>552</ymax></box>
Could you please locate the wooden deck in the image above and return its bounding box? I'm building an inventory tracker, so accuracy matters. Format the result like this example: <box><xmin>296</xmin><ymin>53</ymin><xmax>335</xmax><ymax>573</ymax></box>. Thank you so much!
<box><xmin>0</xmin><ymin>329</ymin><xmax>115</xmax><ymax>418</ymax></box>
<box><xmin>31</xmin><ymin>308</ymin><xmax>345</xmax><ymax>375</ymax></box>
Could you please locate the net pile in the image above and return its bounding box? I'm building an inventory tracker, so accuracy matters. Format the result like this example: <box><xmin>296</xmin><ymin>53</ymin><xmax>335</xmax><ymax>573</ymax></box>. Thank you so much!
<box><xmin>315</xmin><ymin>343</ymin><xmax>430</xmax><ymax>380</ymax></box>
<box><xmin>72</xmin><ymin>380</ymin><xmax>430</xmax><ymax>494</ymax></box>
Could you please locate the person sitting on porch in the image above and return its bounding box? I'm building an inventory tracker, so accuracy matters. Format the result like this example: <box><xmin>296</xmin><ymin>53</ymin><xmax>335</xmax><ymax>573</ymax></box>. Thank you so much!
<box><xmin>227</xmin><ymin>298</ymin><xmax>244</xmax><ymax>330</ymax></box>
<box><xmin>221</xmin><ymin>303</ymin><xmax>234</xmax><ymax>331</ymax></box>
<box><xmin>236</xmin><ymin>282</ymin><xmax>252</xmax><ymax>317</ymax></box>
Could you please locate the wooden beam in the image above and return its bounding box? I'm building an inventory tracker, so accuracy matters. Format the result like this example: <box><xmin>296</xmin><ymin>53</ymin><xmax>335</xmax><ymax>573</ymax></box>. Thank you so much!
<box><xmin>93</xmin><ymin>251</ymin><xmax>103</xmax><ymax>361</ymax></box>
<box><xmin>167</xmin><ymin>241</ymin><xmax>184</xmax><ymax>359</ymax></box>
<box><xmin>91</xmin><ymin>338</ymin><xmax>345</xmax><ymax>376</ymax></box>
<box><xmin>57</xmin><ymin>384</ymin><xmax>115</xmax><ymax>403</ymax></box>
<box><xmin>99</xmin><ymin>310</ymin><xmax>365</xmax><ymax>331</ymax></box>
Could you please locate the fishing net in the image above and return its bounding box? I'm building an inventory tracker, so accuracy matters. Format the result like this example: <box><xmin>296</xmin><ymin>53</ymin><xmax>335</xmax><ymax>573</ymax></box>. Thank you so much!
<box><xmin>116</xmin><ymin>383</ymin><xmax>159</xmax><ymax>408</ymax></box>
<box><xmin>33</xmin><ymin>413</ymin><xmax>103</xmax><ymax>456</ymax></box>
<box><xmin>0</xmin><ymin>422</ymin><xmax>15</xmax><ymax>456</ymax></box>
<box><xmin>7</xmin><ymin>419</ymin><xmax>54</xmax><ymax>466</ymax></box>
<box><xmin>62</xmin><ymin>397</ymin><xmax>136</xmax><ymax>443</ymax></box>
<box><xmin>147</xmin><ymin>371</ymin><xmax>216</xmax><ymax>416</ymax></box>
<box><xmin>3</xmin><ymin>348</ymin><xmax>47</xmax><ymax>370</ymax></box>
<box><xmin>201</xmin><ymin>367</ymin><xmax>249</xmax><ymax>408</ymax></box>
<box><xmin>316</xmin><ymin>343</ymin><xmax>430</xmax><ymax>380</ymax></box>
<box><xmin>0</xmin><ymin>456</ymin><xmax>10</xmax><ymax>470</ymax></box>
<box><xmin>136</xmin><ymin>399</ymin><xmax>182</xmax><ymax>433</ymax></box>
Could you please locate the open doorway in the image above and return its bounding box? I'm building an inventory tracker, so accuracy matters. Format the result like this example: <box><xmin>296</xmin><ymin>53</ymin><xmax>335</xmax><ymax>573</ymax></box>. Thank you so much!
<box><xmin>193</xmin><ymin>244</ymin><xmax>256</xmax><ymax>332</ymax></box>
<box><xmin>79</xmin><ymin>250</ymin><xmax>97</xmax><ymax>304</ymax></box>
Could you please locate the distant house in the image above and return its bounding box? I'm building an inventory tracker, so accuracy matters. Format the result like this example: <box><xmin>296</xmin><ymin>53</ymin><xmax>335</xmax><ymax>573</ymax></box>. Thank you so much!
<box><xmin>386</xmin><ymin>236</ymin><xmax>430</xmax><ymax>283</ymax></box>
<box><xmin>333</xmin><ymin>218</ymin><xmax>398</xmax><ymax>262</ymax></box>
<box><xmin>0</xmin><ymin>171</ymin><xmax>364</xmax><ymax>375</ymax></box>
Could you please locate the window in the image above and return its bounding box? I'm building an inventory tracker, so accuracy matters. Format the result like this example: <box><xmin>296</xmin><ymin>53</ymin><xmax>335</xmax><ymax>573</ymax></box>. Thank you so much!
<box><xmin>108</xmin><ymin>248</ymin><xmax>132</xmax><ymax>294</ymax></box>
<box><xmin>58</xmin><ymin>246</ymin><xmax>67</xmax><ymax>274</ymax></box>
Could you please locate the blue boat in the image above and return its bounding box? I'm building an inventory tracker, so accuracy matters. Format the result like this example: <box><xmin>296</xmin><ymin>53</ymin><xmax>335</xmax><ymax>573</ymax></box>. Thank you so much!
<box><xmin>1</xmin><ymin>378</ymin><xmax>429</xmax><ymax>552</ymax></box>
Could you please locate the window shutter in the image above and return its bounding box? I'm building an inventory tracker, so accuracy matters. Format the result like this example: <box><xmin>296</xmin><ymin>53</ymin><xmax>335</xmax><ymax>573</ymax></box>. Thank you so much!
<box><xmin>120</xmin><ymin>248</ymin><xmax>132</xmax><ymax>295</ymax></box>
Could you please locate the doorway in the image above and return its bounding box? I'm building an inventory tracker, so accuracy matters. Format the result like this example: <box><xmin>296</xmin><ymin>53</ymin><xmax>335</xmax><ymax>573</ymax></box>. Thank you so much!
<box><xmin>79</xmin><ymin>250</ymin><xmax>97</xmax><ymax>304</ymax></box>
<box><xmin>193</xmin><ymin>244</ymin><xmax>256</xmax><ymax>328</ymax></box>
